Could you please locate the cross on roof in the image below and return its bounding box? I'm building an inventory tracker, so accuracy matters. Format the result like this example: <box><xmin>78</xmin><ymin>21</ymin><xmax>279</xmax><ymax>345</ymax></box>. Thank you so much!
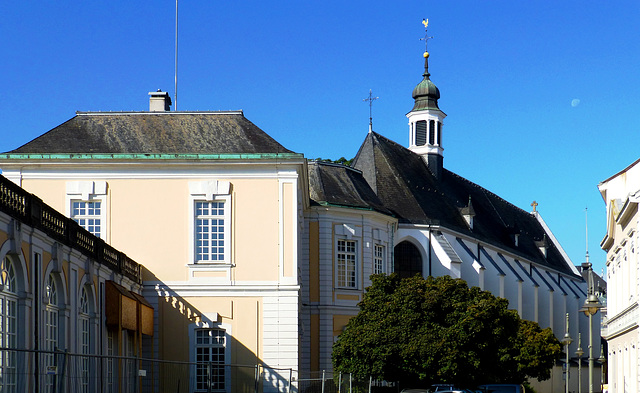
<box><xmin>420</xmin><ymin>18</ymin><xmax>433</xmax><ymax>53</ymax></box>
<box><xmin>531</xmin><ymin>200</ymin><xmax>538</xmax><ymax>212</ymax></box>
<box><xmin>363</xmin><ymin>89</ymin><xmax>379</xmax><ymax>133</ymax></box>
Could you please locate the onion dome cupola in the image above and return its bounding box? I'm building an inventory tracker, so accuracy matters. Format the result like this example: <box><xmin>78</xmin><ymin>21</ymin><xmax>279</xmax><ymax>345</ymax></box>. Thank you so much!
<box><xmin>407</xmin><ymin>19</ymin><xmax>447</xmax><ymax>179</ymax></box>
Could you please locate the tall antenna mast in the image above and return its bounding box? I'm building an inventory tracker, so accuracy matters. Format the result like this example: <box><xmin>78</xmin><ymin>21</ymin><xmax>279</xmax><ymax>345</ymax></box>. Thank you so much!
<box><xmin>174</xmin><ymin>0</ymin><xmax>179</xmax><ymax>111</ymax></box>
<box><xmin>363</xmin><ymin>89</ymin><xmax>379</xmax><ymax>133</ymax></box>
<box><xmin>585</xmin><ymin>206</ymin><xmax>590</xmax><ymax>265</ymax></box>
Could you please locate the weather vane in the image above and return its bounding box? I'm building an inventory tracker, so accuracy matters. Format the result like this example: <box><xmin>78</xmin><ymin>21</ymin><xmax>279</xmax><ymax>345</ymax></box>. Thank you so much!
<box><xmin>420</xmin><ymin>18</ymin><xmax>433</xmax><ymax>56</ymax></box>
<box><xmin>363</xmin><ymin>89</ymin><xmax>379</xmax><ymax>133</ymax></box>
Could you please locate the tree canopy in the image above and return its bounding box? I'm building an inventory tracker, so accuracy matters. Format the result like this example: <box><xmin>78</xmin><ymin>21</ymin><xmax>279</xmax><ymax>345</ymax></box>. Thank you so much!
<box><xmin>332</xmin><ymin>274</ymin><xmax>561</xmax><ymax>388</ymax></box>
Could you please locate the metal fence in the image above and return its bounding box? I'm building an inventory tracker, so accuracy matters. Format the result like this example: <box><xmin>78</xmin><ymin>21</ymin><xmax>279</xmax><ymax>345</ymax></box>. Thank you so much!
<box><xmin>0</xmin><ymin>348</ymin><xmax>395</xmax><ymax>393</ymax></box>
<box><xmin>295</xmin><ymin>371</ymin><xmax>398</xmax><ymax>393</ymax></box>
<box><xmin>0</xmin><ymin>348</ymin><xmax>261</xmax><ymax>393</ymax></box>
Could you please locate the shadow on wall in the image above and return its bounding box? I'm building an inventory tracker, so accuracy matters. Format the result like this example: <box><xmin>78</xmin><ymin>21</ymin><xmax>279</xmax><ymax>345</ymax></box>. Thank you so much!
<box><xmin>143</xmin><ymin>267</ymin><xmax>295</xmax><ymax>393</ymax></box>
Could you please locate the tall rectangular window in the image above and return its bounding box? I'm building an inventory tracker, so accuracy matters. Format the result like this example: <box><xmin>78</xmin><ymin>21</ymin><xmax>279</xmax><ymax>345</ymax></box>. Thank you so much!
<box><xmin>374</xmin><ymin>244</ymin><xmax>385</xmax><ymax>275</ymax></box>
<box><xmin>195</xmin><ymin>328</ymin><xmax>226</xmax><ymax>392</ymax></box>
<box><xmin>428</xmin><ymin>120</ymin><xmax>436</xmax><ymax>145</ymax></box>
<box><xmin>79</xmin><ymin>288</ymin><xmax>90</xmax><ymax>393</ymax></box>
<box><xmin>337</xmin><ymin>240</ymin><xmax>357</xmax><ymax>288</ymax></box>
<box><xmin>195</xmin><ymin>201</ymin><xmax>226</xmax><ymax>262</ymax></box>
<box><xmin>72</xmin><ymin>201</ymin><xmax>102</xmax><ymax>237</ymax></box>
<box><xmin>415</xmin><ymin>121</ymin><xmax>427</xmax><ymax>146</ymax></box>
<box><xmin>0</xmin><ymin>258</ymin><xmax>17</xmax><ymax>393</ymax></box>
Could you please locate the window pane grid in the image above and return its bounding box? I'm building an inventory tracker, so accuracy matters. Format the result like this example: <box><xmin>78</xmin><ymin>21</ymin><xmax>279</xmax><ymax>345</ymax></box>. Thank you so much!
<box><xmin>337</xmin><ymin>240</ymin><xmax>357</xmax><ymax>288</ymax></box>
<box><xmin>195</xmin><ymin>201</ymin><xmax>226</xmax><ymax>263</ymax></box>
<box><xmin>374</xmin><ymin>244</ymin><xmax>385</xmax><ymax>275</ymax></box>
<box><xmin>0</xmin><ymin>259</ymin><xmax>19</xmax><ymax>391</ymax></box>
<box><xmin>72</xmin><ymin>201</ymin><xmax>102</xmax><ymax>237</ymax></box>
<box><xmin>195</xmin><ymin>328</ymin><xmax>226</xmax><ymax>392</ymax></box>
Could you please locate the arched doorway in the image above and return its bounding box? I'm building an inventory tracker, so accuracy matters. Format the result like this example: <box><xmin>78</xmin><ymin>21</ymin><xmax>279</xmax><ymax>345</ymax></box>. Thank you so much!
<box><xmin>394</xmin><ymin>241</ymin><xmax>423</xmax><ymax>278</ymax></box>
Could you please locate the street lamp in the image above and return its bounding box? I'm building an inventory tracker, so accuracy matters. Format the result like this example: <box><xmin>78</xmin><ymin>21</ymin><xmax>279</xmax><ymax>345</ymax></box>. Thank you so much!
<box><xmin>562</xmin><ymin>313</ymin><xmax>573</xmax><ymax>393</ymax></box>
<box><xmin>580</xmin><ymin>262</ymin><xmax>602</xmax><ymax>393</ymax></box>
<box><xmin>576</xmin><ymin>333</ymin><xmax>583</xmax><ymax>393</ymax></box>
<box><xmin>598</xmin><ymin>344</ymin><xmax>606</xmax><ymax>393</ymax></box>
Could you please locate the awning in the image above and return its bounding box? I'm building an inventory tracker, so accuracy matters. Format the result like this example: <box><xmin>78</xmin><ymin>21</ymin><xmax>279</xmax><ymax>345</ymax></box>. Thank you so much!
<box><xmin>106</xmin><ymin>280</ymin><xmax>154</xmax><ymax>336</ymax></box>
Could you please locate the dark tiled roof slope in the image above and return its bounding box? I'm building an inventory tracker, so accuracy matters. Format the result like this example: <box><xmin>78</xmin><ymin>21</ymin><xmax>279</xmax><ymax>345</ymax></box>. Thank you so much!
<box><xmin>308</xmin><ymin>161</ymin><xmax>392</xmax><ymax>215</ymax></box>
<box><xmin>7</xmin><ymin>112</ymin><xmax>293</xmax><ymax>154</ymax></box>
<box><xmin>352</xmin><ymin>131</ymin><xmax>575</xmax><ymax>275</ymax></box>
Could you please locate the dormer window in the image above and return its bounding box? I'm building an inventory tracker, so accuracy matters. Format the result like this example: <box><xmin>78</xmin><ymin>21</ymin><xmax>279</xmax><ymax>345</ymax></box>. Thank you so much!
<box><xmin>536</xmin><ymin>235</ymin><xmax>549</xmax><ymax>258</ymax></box>
<box><xmin>460</xmin><ymin>196</ymin><xmax>475</xmax><ymax>230</ymax></box>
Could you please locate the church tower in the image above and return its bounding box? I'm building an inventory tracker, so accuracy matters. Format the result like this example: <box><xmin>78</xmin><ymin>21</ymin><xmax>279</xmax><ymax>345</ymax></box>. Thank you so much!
<box><xmin>407</xmin><ymin>19</ymin><xmax>446</xmax><ymax>179</ymax></box>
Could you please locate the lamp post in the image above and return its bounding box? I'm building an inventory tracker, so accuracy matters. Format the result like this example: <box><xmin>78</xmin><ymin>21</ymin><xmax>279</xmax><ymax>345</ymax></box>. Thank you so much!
<box><xmin>580</xmin><ymin>262</ymin><xmax>602</xmax><ymax>393</ymax></box>
<box><xmin>598</xmin><ymin>344</ymin><xmax>606</xmax><ymax>393</ymax></box>
<box><xmin>562</xmin><ymin>313</ymin><xmax>573</xmax><ymax>393</ymax></box>
<box><xmin>576</xmin><ymin>333</ymin><xmax>584</xmax><ymax>393</ymax></box>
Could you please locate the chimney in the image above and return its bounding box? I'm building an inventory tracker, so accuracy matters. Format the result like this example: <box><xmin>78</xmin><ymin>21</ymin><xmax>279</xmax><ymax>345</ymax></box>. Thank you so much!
<box><xmin>149</xmin><ymin>90</ymin><xmax>172</xmax><ymax>112</ymax></box>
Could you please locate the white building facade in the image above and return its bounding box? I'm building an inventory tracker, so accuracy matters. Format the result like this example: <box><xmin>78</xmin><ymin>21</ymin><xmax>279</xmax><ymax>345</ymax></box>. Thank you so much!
<box><xmin>599</xmin><ymin>159</ymin><xmax>640</xmax><ymax>393</ymax></box>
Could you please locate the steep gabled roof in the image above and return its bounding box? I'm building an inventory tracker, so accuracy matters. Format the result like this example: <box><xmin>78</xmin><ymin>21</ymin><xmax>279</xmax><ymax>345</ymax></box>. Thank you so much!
<box><xmin>308</xmin><ymin>161</ymin><xmax>392</xmax><ymax>215</ymax></box>
<box><xmin>6</xmin><ymin>112</ymin><xmax>293</xmax><ymax>154</ymax></box>
<box><xmin>352</xmin><ymin>131</ymin><xmax>576</xmax><ymax>275</ymax></box>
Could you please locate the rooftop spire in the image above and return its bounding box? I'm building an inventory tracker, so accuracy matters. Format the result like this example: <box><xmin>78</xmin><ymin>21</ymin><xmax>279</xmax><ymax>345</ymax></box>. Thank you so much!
<box><xmin>363</xmin><ymin>89</ymin><xmax>379</xmax><ymax>133</ymax></box>
<box><xmin>411</xmin><ymin>19</ymin><xmax>440</xmax><ymax>112</ymax></box>
<box><xmin>407</xmin><ymin>18</ymin><xmax>446</xmax><ymax>180</ymax></box>
<box><xmin>420</xmin><ymin>19</ymin><xmax>433</xmax><ymax>78</ymax></box>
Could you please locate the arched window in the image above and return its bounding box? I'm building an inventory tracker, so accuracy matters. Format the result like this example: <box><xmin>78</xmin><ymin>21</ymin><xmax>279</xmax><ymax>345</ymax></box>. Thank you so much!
<box><xmin>44</xmin><ymin>274</ymin><xmax>59</xmax><ymax>392</ymax></box>
<box><xmin>79</xmin><ymin>287</ymin><xmax>91</xmax><ymax>393</ymax></box>
<box><xmin>394</xmin><ymin>241</ymin><xmax>423</xmax><ymax>278</ymax></box>
<box><xmin>0</xmin><ymin>257</ymin><xmax>18</xmax><ymax>392</ymax></box>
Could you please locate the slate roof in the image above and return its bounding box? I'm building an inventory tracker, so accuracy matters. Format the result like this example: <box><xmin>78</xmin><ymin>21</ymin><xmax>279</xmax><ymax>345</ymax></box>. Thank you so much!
<box><xmin>308</xmin><ymin>161</ymin><xmax>391</xmax><ymax>215</ymax></box>
<box><xmin>6</xmin><ymin>112</ymin><xmax>293</xmax><ymax>155</ymax></box>
<box><xmin>352</xmin><ymin>131</ymin><xmax>577</xmax><ymax>276</ymax></box>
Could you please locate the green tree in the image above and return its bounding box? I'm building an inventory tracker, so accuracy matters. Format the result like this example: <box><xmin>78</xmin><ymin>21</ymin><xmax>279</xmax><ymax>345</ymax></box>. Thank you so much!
<box><xmin>332</xmin><ymin>274</ymin><xmax>561</xmax><ymax>388</ymax></box>
<box><xmin>312</xmin><ymin>157</ymin><xmax>354</xmax><ymax>166</ymax></box>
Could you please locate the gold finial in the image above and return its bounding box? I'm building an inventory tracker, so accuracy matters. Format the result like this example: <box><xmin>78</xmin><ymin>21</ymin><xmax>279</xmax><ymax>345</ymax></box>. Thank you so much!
<box><xmin>422</xmin><ymin>18</ymin><xmax>429</xmax><ymax>29</ymax></box>
<box><xmin>531</xmin><ymin>201</ymin><xmax>538</xmax><ymax>212</ymax></box>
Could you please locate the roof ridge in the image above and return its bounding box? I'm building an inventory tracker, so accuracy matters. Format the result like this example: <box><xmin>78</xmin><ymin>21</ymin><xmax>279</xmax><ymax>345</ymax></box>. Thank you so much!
<box><xmin>75</xmin><ymin>111</ymin><xmax>244</xmax><ymax>116</ymax></box>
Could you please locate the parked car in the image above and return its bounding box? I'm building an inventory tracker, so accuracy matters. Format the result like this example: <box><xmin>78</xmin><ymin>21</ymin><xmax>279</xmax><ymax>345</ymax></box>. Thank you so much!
<box><xmin>430</xmin><ymin>385</ymin><xmax>476</xmax><ymax>393</ymax></box>
<box><xmin>430</xmin><ymin>384</ymin><xmax>459</xmax><ymax>392</ymax></box>
<box><xmin>438</xmin><ymin>389</ymin><xmax>473</xmax><ymax>393</ymax></box>
<box><xmin>477</xmin><ymin>384</ymin><xmax>525</xmax><ymax>393</ymax></box>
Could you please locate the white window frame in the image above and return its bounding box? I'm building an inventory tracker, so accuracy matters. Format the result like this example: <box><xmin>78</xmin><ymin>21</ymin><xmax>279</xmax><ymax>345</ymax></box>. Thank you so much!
<box><xmin>0</xmin><ymin>257</ymin><xmax>18</xmax><ymax>392</ymax></box>
<box><xmin>71</xmin><ymin>200</ymin><xmax>103</xmax><ymax>237</ymax></box>
<box><xmin>194</xmin><ymin>328</ymin><xmax>226</xmax><ymax>392</ymax></box>
<box><xmin>189</xmin><ymin>181</ymin><xmax>232</xmax><ymax>266</ymax></box>
<box><xmin>44</xmin><ymin>274</ymin><xmax>59</xmax><ymax>392</ymax></box>
<box><xmin>79</xmin><ymin>287</ymin><xmax>91</xmax><ymax>393</ymax></box>
<box><xmin>374</xmin><ymin>244</ymin><xmax>386</xmax><ymax>275</ymax></box>
<box><xmin>188</xmin><ymin>319</ymin><xmax>230</xmax><ymax>393</ymax></box>
<box><xmin>336</xmin><ymin>239</ymin><xmax>358</xmax><ymax>289</ymax></box>
<box><xmin>66</xmin><ymin>181</ymin><xmax>107</xmax><ymax>239</ymax></box>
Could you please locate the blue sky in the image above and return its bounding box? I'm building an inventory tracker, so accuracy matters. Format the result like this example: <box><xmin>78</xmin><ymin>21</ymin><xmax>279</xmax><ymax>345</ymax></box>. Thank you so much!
<box><xmin>2</xmin><ymin>1</ymin><xmax>640</xmax><ymax>277</ymax></box>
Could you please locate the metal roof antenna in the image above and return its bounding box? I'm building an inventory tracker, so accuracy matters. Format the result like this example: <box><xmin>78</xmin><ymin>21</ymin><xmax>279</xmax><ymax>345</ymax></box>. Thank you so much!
<box><xmin>363</xmin><ymin>89</ymin><xmax>379</xmax><ymax>133</ymax></box>
<box><xmin>174</xmin><ymin>0</ymin><xmax>179</xmax><ymax>111</ymax></box>
<box><xmin>585</xmin><ymin>206</ymin><xmax>590</xmax><ymax>266</ymax></box>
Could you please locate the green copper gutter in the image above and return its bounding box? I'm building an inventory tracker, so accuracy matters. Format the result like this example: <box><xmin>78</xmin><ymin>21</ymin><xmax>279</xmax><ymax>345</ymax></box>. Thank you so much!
<box><xmin>0</xmin><ymin>152</ymin><xmax>304</xmax><ymax>160</ymax></box>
